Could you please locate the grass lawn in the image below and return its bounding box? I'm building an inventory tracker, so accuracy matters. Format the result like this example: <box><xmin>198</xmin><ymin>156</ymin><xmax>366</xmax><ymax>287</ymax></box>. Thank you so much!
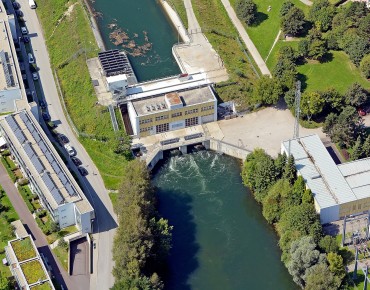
<box><xmin>21</xmin><ymin>260</ymin><xmax>47</xmax><ymax>284</ymax></box>
<box><xmin>52</xmin><ymin>246</ymin><xmax>68</xmax><ymax>271</ymax></box>
<box><xmin>31</xmin><ymin>282</ymin><xmax>54</xmax><ymax>290</ymax></box>
<box><xmin>46</xmin><ymin>225</ymin><xmax>77</xmax><ymax>245</ymax></box>
<box><xmin>11</xmin><ymin>237</ymin><xmax>36</xmax><ymax>262</ymax></box>
<box><xmin>168</xmin><ymin>0</ymin><xmax>188</xmax><ymax>29</ymax></box>
<box><xmin>229</xmin><ymin>0</ymin><xmax>309</xmax><ymax>60</ymax></box>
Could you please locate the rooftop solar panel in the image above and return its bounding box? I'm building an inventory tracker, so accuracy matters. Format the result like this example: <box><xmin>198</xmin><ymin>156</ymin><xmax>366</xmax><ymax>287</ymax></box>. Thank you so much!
<box><xmin>14</xmin><ymin>129</ymin><xmax>26</xmax><ymax>144</ymax></box>
<box><xmin>50</xmin><ymin>161</ymin><xmax>61</xmax><ymax>175</ymax></box>
<box><xmin>59</xmin><ymin>172</ymin><xmax>68</xmax><ymax>185</ymax></box>
<box><xmin>41</xmin><ymin>173</ymin><xmax>63</xmax><ymax>205</ymax></box>
<box><xmin>6</xmin><ymin>116</ymin><xmax>19</xmax><ymax>132</ymax></box>
<box><xmin>64</xmin><ymin>182</ymin><xmax>76</xmax><ymax>196</ymax></box>
<box><xmin>38</xmin><ymin>140</ymin><xmax>48</xmax><ymax>155</ymax></box>
<box><xmin>50</xmin><ymin>188</ymin><xmax>63</xmax><ymax>205</ymax></box>
<box><xmin>98</xmin><ymin>49</ymin><xmax>133</xmax><ymax>77</ymax></box>
<box><xmin>30</xmin><ymin>155</ymin><xmax>44</xmax><ymax>173</ymax></box>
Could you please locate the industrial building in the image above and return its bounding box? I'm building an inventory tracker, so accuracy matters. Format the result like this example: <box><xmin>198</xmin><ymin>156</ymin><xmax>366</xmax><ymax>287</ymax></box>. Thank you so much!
<box><xmin>5</xmin><ymin>235</ymin><xmax>55</xmax><ymax>290</ymax></box>
<box><xmin>282</xmin><ymin>134</ymin><xmax>370</xmax><ymax>224</ymax></box>
<box><xmin>0</xmin><ymin>1</ymin><xmax>25</xmax><ymax>113</ymax></box>
<box><xmin>0</xmin><ymin>110</ymin><xmax>94</xmax><ymax>233</ymax></box>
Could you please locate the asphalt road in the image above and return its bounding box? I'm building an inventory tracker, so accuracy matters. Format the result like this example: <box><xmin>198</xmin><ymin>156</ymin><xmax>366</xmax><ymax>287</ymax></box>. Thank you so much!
<box><xmin>14</xmin><ymin>1</ymin><xmax>118</xmax><ymax>289</ymax></box>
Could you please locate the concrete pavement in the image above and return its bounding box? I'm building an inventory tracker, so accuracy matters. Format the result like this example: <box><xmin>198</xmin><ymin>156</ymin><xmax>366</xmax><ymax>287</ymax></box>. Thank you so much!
<box><xmin>18</xmin><ymin>1</ymin><xmax>118</xmax><ymax>289</ymax></box>
<box><xmin>220</xmin><ymin>0</ymin><xmax>271</xmax><ymax>76</ymax></box>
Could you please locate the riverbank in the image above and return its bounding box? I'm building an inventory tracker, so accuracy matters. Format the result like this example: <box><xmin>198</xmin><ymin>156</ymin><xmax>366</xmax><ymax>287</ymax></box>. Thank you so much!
<box><xmin>83</xmin><ymin>0</ymin><xmax>106</xmax><ymax>51</ymax></box>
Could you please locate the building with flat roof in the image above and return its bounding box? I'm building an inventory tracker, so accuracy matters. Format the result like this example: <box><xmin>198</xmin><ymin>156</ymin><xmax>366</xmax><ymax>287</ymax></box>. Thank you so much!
<box><xmin>282</xmin><ymin>134</ymin><xmax>370</xmax><ymax>224</ymax></box>
<box><xmin>0</xmin><ymin>1</ymin><xmax>25</xmax><ymax>113</ymax></box>
<box><xmin>127</xmin><ymin>85</ymin><xmax>217</xmax><ymax>137</ymax></box>
<box><xmin>0</xmin><ymin>110</ymin><xmax>94</xmax><ymax>233</ymax></box>
<box><xmin>5</xmin><ymin>235</ymin><xmax>55</xmax><ymax>290</ymax></box>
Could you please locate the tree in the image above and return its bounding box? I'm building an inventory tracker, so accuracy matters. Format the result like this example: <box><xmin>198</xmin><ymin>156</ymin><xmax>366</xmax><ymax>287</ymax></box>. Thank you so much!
<box><xmin>287</xmin><ymin>236</ymin><xmax>325</xmax><ymax>287</ymax></box>
<box><xmin>318</xmin><ymin>235</ymin><xmax>339</xmax><ymax>254</ymax></box>
<box><xmin>0</xmin><ymin>270</ymin><xmax>9</xmax><ymax>290</ymax></box>
<box><xmin>300</xmin><ymin>92</ymin><xmax>325</xmax><ymax>120</ymax></box>
<box><xmin>321</xmin><ymin>88</ymin><xmax>344</xmax><ymax>112</ymax></box>
<box><xmin>253</xmin><ymin>76</ymin><xmax>282</xmax><ymax>105</ymax></box>
<box><xmin>284</xmin><ymin>89</ymin><xmax>296</xmax><ymax>109</ymax></box>
<box><xmin>110</xmin><ymin>131</ymin><xmax>132</xmax><ymax>158</ymax></box>
<box><xmin>327</xmin><ymin>252</ymin><xmax>345</xmax><ymax>279</ymax></box>
<box><xmin>274</xmin><ymin>152</ymin><xmax>287</xmax><ymax>179</ymax></box>
<box><xmin>283</xmin><ymin>154</ymin><xmax>296</xmax><ymax>185</ymax></box>
<box><xmin>280</xmin><ymin>1</ymin><xmax>294</xmax><ymax>17</ymax></box>
<box><xmin>308</xmin><ymin>0</ymin><xmax>335</xmax><ymax>32</ymax></box>
<box><xmin>50</xmin><ymin>221</ymin><xmax>60</xmax><ymax>233</ymax></box>
<box><xmin>58</xmin><ymin>238</ymin><xmax>68</xmax><ymax>251</ymax></box>
<box><xmin>292</xmin><ymin>176</ymin><xmax>306</xmax><ymax>203</ymax></box>
<box><xmin>308</xmin><ymin>38</ymin><xmax>328</xmax><ymax>61</ymax></box>
<box><xmin>305</xmin><ymin>263</ymin><xmax>341</xmax><ymax>290</ymax></box>
<box><xmin>360</xmin><ymin>54</ymin><xmax>370</xmax><ymax>79</ymax></box>
<box><xmin>281</xmin><ymin>7</ymin><xmax>306</xmax><ymax>36</ymax></box>
<box><xmin>236</xmin><ymin>0</ymin><xmax>257</xmax><ymax>25</ymax></box>
<box><xmin>351</xmin><ymin>136</ymin><xmax>363</xmax><ymax>160</ymax></box>
<box><xmin>363</xmin><ymin>135</ymin><xmax>370</xmax><ymax>157</ymax></box>
<box><xmin>345</xmin><ymin>82</ymin><xmax>369</xmax><ymax>107</ymax></box>
<box><xmin>242</xmin><ymin>149</ymin><xmax>277</xmax><ymax>202</ymax></box>
<box><xmin>302</xmin><ymin>189</ymin><xmax>313</xmax><ymax>204</ymax></box>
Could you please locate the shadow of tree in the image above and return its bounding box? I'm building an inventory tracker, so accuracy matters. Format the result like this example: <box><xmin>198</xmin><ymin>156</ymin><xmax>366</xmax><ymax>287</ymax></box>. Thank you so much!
<box><xmin>250</xmin><ymin>12</ymin><xmax>269</xmax><ymax>27</ymax></box>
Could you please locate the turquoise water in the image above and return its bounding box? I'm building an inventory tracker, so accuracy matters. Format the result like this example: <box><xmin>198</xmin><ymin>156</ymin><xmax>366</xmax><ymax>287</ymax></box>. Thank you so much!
<box><xmin>89</xmin><ymin>0</ymin><xmax>180</xmax><ymax>81</ymax></box>
<box><xmin>153</xmin><ymin>152</ymin><xmax>297</xmax><ymax>290</ymax></box>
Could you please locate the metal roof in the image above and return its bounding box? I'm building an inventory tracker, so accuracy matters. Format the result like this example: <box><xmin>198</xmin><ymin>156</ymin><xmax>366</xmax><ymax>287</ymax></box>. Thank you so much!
<box><xmin>282</xmin><ymin>134</ymin><xmax>357</xmax><ymax>209</ymax></box>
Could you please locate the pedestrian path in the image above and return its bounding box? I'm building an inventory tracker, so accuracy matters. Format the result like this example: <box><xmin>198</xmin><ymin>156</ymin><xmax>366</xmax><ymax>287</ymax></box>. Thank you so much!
<box><xmin>220</xmin><ymin>0</ymin><xmax>271</xmax><ymax>76</ymax></box>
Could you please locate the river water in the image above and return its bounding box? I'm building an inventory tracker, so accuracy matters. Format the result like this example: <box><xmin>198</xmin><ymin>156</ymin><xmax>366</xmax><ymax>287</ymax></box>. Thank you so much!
<box><xmin>90</xmin><ymin>0</ymin><xmax>180</xmax><ymax>81</ymax></box>
<box><xmin>153</xmin><ymin>151</ymin><xmax>297</xmax><ymax>290</ymax></box>
<box><xmin>90</xmin><ymin>1</ymin><xmax>296</xmax><ymax>289</ymax></box>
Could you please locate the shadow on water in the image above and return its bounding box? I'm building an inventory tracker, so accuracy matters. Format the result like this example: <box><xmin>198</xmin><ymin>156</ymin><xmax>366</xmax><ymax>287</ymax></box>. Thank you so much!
<box><xmin>156</xmin><ymin>188</ymin><xmax>199</xmax><ymax>290</ymax></box>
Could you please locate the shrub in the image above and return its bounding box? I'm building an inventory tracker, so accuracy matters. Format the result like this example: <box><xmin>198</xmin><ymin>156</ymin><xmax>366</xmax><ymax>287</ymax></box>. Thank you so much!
<box><xmin>18</xmin><ymin>178</ymin><xmax>29</xmax><ymax>186</ymax></box>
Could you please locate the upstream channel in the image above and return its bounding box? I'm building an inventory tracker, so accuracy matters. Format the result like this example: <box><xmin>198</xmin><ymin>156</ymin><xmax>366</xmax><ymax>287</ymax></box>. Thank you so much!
<box><xmin>90</xmin><ymin>1</ymin><xmax>297</xmax><ymax>289</ymax></box>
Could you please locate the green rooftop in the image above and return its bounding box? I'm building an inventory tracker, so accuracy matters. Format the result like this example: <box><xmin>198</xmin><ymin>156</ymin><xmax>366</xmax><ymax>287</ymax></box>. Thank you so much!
<box><xmin>20</xmin><ymin>260</ymin><xmax>47</xmax><ymax>285</ymax></box>
<box><xmin>11</xmin><ymin>237</ymin><xmax>36</xmax><ymax>262</ymax></box>
<box><xmin>31</xmin><ymin>282</ymin><xmax>53</xmax><ymax>290</ymax></box>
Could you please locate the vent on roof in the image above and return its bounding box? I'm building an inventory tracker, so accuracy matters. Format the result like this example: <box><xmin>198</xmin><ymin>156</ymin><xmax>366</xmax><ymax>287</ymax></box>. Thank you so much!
<box><xmin>146</xmin><ymin>106</ymin><xmax>151</xmax><ymax>112</ymax></box>
<box><xmin>151</xmin><ymin>105</ymin><xmax>156</xmax><ymax>111</ymax></box>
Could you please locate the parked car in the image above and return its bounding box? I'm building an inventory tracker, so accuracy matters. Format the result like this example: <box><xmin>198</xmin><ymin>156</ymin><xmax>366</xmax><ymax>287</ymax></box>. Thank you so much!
<box><xmin>57</xmin><ymin>133</ymin><xmax>69</xmax><ymax>145</ymax></box>
<box><xmin>28</xmin><ymin>53</ymin><xmax>34</xmax><ymax>64</ymax></box>
<box><xmin>39</xmin><ymin>100</ymin><xmax>46</xmax><ymax>109</ymax></box>
<box><xmin>77</xmin><ymin>166</ymin><xmax>88</xmax><ymax>176</ymax></box>
<box><xmin>21</xmin><ymin>27</ymin><xmax>27</xmax><ymax>35</ymax></box>
<box><xmin>16</xmin><ymin>10</ymin><xmax>23</xmax><ymax>17</ymax></box>
<box><xmin>64</xmin><ymin>144</ymin><xmax>76</xmax><ymax>157</ymax></box>
<box><xmin>32</xmin><ymin>72</ymin><xmax>38</xmax><ymax>80</ymax></box>
<box><xmin>23</xmin><ymin>36</ymin><xmax>30</xmax><ymax>43</ymax></box>
<box><xmin>358</xmin><ymin>107</ymin><xmax>366</xmax><ymax>116</ymax></box>
<box><xmin>12</xmin><ymin>2</ymin><xmax>20</xmax><ymax>10</ymax></box>
<box><xmin>71</xmin><ymin>157</ymin><xmax>82</xmax><ymax>166</ymax></box>
<box><xmin>42</xmin><ymin>111</ymin><xmax>50</xmax><ymax>121</ymax></box>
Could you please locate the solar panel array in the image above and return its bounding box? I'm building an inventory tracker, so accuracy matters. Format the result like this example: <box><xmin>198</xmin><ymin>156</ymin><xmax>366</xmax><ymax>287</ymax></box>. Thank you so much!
<box><xmin>98</xmin><ymin>49</ymin><xmax>133</xmax><ymax>77</ymax></box>
<box><xmin>5</xmin><ymin>112</ymin><xmax>79</xmax><ymax>205</ymax></box>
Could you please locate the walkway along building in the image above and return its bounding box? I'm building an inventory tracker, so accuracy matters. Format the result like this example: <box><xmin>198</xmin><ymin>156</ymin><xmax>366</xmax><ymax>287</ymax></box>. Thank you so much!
<box><xmin>0</xmin><ymin>110</ymin><xmax>95</xmax><ymax>233</ymax></box>
<box><xmin>282</xmin><ymin>134</ymin><xmax>370</xmax><ymax>224</ymax></box>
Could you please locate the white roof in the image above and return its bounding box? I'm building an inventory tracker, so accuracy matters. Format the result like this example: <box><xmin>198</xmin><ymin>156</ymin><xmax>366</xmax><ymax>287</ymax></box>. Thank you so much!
<box><xmin>282</xmin><ymin>135</ymin><xmax>357</xmax><ymax>209</ymax></box>
<box><xmin>106</xmin><ymin>74</ymin><xmax>127</xmax><ymax>83</ymax></box>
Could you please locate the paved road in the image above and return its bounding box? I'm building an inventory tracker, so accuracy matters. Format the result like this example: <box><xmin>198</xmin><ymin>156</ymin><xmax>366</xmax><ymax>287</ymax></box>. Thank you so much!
<box><xmin>220</xmin><ymin>0</ymin><xmax>271</xmax><ymax>76</ymax></box>
<box><xmin>0</xmin><ymin>164</ymin><xmax>72</xmax><ymax>289</ymax></box>
<box><xmin>17</xmin><ymin>1</ymin><xmax>118</xmax><ymax>289</ymax></box>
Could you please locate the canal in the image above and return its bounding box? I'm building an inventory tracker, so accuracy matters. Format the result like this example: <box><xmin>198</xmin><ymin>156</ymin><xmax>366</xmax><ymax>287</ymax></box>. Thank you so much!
<box><xmin>90</xmin><ymin>0</ymin><xmax>180</xmax><ymax>81</ymax></box>
<box><xmin>90</xmin><ymin>1</ymin><xmax>296</xmax><ymax>289</ymax></box>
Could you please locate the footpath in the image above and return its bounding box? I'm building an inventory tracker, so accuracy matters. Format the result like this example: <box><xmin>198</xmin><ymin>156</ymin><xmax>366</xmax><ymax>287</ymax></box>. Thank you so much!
<box><xmin>220</xmin><ymin>0</ymin><xmax>271</xmax><ymax>76</ymax></box>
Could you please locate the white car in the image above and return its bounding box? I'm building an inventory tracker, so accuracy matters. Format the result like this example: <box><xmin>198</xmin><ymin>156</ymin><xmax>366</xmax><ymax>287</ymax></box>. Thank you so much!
<box><xmin>21</xmin><ymin>27</ymin><xmax>28</xmax><ymax>35</ymax></box>
<box><xmin>32</xmin><ymin>72</ymin><xmax>38</xmax><ymax>80</ymax></box>
<box><xmin>28</xmin><ymin>53</ymin><xmax>34</xmax><ymax>64</ymax></box>
<box><xmin>64</xmin><ymin>144</ymin><xmax>76</xmax><ymax>157</ymax></box>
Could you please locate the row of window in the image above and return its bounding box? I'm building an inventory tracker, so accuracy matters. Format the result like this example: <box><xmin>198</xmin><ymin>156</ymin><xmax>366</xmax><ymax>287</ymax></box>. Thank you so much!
<box><xmin>185</xmin><ymin>117</ymin><xmax>198</xmax><ymax>127</ymax></box>
<box><xmin>201</xmin><ymin>105</ymin><xmax>214</xmax><ymax>112</ymax></box>
<box><xmin>155</xmin><ymin>115</ymin><xmax>169</xmax><ymax>121</ymax></box>
<box><xmin>140</xmin><ymin>126</ymin><xmax>153</xmax><ymax>133</ymax></box>
<box><xmin>139</xmin><ymin>118</ymin><xmax>153</xmax><ymax>125</ymax></box>
<box><xmin>171</xmin><ymin>112</ymin><xmax>182</xmax><ymax>118</ymax></box>
<box><xmin>156</xmin><ymin>123</ymin><xmax>169</xmax><ymax>133</ymax></box>
<box><xmin>185</xmin><ymin>108</ymin><xmax>198</xmax><ymax>115</ymax></box>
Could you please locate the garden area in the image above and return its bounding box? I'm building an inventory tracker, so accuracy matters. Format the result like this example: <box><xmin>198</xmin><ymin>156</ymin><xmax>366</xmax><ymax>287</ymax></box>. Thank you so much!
<box><xmin>52</xmin><ymin>239</ymin><xmax>69</xmax><ymax>271</ymax></box>
<box><xmin>11</xmin><ymin>237</ymin><xmax>36</xmax><ymax>262</ymax></box>
<box><xmin>20</xmin><ymin>260</ymin><xmax>47</xmax><ymax>284</ymax></box>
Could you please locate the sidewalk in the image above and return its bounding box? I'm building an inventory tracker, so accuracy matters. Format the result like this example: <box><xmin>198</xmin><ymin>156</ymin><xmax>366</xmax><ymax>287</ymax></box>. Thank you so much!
<box><xmin>220</xmin><ymin>0</ymin><xmax>271</xmax><ymax>76</ymax></box>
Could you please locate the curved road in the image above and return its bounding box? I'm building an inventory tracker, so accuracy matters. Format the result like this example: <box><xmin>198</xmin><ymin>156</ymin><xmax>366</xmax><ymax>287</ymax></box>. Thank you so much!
<box><xmin>17</xmin><ymin>1</ymin><xmax>117</xmax><ymax>290</ymax></box>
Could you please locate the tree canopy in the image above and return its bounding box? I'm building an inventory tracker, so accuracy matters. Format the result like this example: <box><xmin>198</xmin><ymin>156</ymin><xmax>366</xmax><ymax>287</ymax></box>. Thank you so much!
<box><xmin>236</xmin><ymin>0</ymin><xmax>257</xmax><ymax>25</ymax></box>
<box><xmin>281</xmin><ymin>7</ymin><xmax>306</xmax><ymax>36</ymax></box>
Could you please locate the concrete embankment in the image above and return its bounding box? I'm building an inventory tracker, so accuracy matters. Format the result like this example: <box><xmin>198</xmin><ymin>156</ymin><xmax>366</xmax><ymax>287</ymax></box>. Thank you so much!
<box><xmin>83</xmin><ymin>0</ymin><xmax>106</xmax><ymax>51</ymax></box>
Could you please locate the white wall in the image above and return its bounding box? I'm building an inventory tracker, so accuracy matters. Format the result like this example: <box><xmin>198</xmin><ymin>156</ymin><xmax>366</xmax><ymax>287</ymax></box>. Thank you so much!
<box><xmin>0</xmin><ymin>88</ymin><xmax>21</xmax><ymax>113</ymax></box>
<box><xmin>7</xmin><ymin>16</ymin><xmax>16</xmax><ymax>40</ymax></box>
<box><xmin>127</xmin><ymin>101</ymin><xmax>139</xmax><ymax>136</ymax></box>
<box><xmin>319</xmin><ymin>205</ymin><xmax>340</xmax><ymax>224</ymax></box>
<box><xmin>170</xmin><ymin>120</ymin><xmax>185</xmax><ymax>130</ymax></box>
<box><xmin>57</xmin><ymin>203</ymin><xmax>76</xmax><ymax>229</ymax></box>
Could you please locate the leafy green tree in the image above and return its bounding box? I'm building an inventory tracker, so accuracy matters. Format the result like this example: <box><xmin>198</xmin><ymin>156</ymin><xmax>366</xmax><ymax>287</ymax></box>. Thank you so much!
<box><xmin>283</xmin><ymin>154</ymin><xmax>297</xmax><ymax>185</ymax></box>
<box><xmin>253</xmin><ymin>76</ymin><xmax>282</xmax><ymax>105</ymax></box>
<box><xmin>321</xmin><ymin>88</ymin><xmax>344</xmax><ymax>112</ymax></box>
<box><xmin>345</xmin><ymin>82</ymin><xmax>369</xmax><ymax>107</ymax></box>
<box><xmin>274</xmin><ymin>152</ymin><xmax>287</xmax><ymax>179</ymax></box>
<box><xmin>110</xmin><ymin>131</ymin><xmax>132</xmax><ymax>158</ymax></box>
<box><xmin>287</xmin><ymin>236</ymin><xmax>325</xmax><ymax>287</ymax></box>
<box><xmin>284</xmin><ymin>89</ymin><xmax>296</xmax><ymax>109</ymax></box>
<box><xmin>351</xmin><ymin>136</ymin><xmax>363</xmax><ymax>160</ymax></box>
<box><xmin>292</xmin><ymin>176</ymin><xmax>305</xmax><ymax>203</ymax></box>
<box><xmin>341</xmin><ymin>34</ymin><xmax>370</xmax><ymax>66</ymax></box>
<box><xmin>50</xmin><ymin>221</ymin><xmax>59</xmax><ymax>233</ymax></box>
<box><xmin>302</xmin><ymin>189</ymin><xmax>313</xmax><ymax>204</ymax></box>
<box><xmin>363</xmin><ymin>135</ymin><xmax>370</xmax><ymax>157</ymax></box>
<box><xmin>308</xmin><ymin>0</ymin><xmax>335</xmax><ymax>32</ymax></box>
<box><xmin>319</xmin><ymin>235</ymin><xmax>339</xmax><ymax>254</ymax></box>
<box><xmin>300</xmin><ymin>92</ymin><xmax>325</xmax><ymax>121</ymax></box>
<box><xmin>280</xmin><ymin>1</ymin><xmax>294</xmax><ymax>17</ymax></box>
<box><xmin>305</xmin><ymin>263</ymin><xmax>341</xmax><ymax>290</ymax></box>
<box><xmin>58</xmin><ymin>238</ymin><xmax>68</xmax><ymax>251</ymax></box>
<box><xmin>236</xmin><ymin>0</ymin><xmax>257</xmax><ymax>25</ymax></box>
<box><xmin>278</xmin><ymin>203</ymin><xmax>322</xmax><ymax>244</ymax></box>
<box><xmin>242</xmin><ymin>149</ymin><xmax>277</xmax><ymax>202</ymax></box>
<box><xmin>360</xmin><ymin>54</ymin><xmax>370</xmax><ymax>79</ymax></box>
<box><xmin>149</xmin><ymin>217</ymin><xmax>173</xmax><ymax>265</ymax></box>
<box><xmin>111</xmin><ymin>274</ymin><xmax>163</xmax><ymax>290</ymax></box>
<box><xmin>0</xmin><ymin>270</ymin><xmax>9</xmax><ymax>290</ymax></box>
<box><xmin>308</xmin><ymin>39</ymin><xmax>328</xmax><ymax>61</ymax></box>
<box><xmin>327</xmin><ymin>252</ymin><xmax>346</xmax><ymax>279</ymax></box>
<box><xmin>281</xmin><ymin>7</ymin><xmax>306</xmax><ymax>36</ymax></box>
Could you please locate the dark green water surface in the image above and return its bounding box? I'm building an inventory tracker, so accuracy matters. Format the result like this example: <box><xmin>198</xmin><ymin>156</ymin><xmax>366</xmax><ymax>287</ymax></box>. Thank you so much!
<box><xmin>153</xmin><ymin>152</ymin><xmax>297</xmax><ymax>290</ymax></box>
<box><xmin>90</xmin><ymin>0</ymin><xmax>180</xmax><ymax>81</ymax></box>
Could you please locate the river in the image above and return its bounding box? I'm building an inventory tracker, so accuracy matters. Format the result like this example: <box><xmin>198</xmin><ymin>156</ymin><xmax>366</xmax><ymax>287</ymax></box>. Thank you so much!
<box><xmin>90</xmin><ymin>1</ymin><xmax>296</xmax><ymax>289</ymax></box>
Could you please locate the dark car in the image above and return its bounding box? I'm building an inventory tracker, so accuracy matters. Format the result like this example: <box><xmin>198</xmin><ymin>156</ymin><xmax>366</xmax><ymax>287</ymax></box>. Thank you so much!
<box><xmin>42</xmin><ymin>112</ymin><xmax>50</xmax><ymax>121</ymax></box>
<box><xmin>57</xmin><ymin>133</ymin><xmax>69</xmax><ymax>145</ymax></box>
<box><xmin>23</xmin><ymin>36</ymin><xmax>30</xmax><ymax>43</ymax></box>
<box><xmin>39</xmin><ymin>100</ymin><xmax>46</xmax><ymax>109</ymax></box>
<box><xmin>71</xmin><ymin>157</ymin><xmax>82</xmax><ymax>166</ymax></box>
<box><xmin>15</xmin><ymin>10</ymin><xmax>23</xmax><ymax>17</ymax></box>
<box><xmin>77</xmin><ymin>166</ymin><xmax>88</xmax><ymax>176</ymax></box>
<box><xmin>12</xmin><ymin>2</ymin><xmax>20</xmax><ymax>10</ymax></box>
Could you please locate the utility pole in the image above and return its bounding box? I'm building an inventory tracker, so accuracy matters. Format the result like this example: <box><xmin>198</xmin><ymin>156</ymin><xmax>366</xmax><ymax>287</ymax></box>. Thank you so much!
<box><xmin>293</xmin><ymin>80</ymin><xmax>301</xmax><ymax>139</ymax></box>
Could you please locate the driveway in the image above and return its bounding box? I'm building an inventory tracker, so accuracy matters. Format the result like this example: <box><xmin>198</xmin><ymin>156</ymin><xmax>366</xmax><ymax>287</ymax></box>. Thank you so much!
<box><xmin>70</xmin><ymin>238</ymin><xmax>89</xmax><ymax>277</ymax></box>
<box><xmin>15</xmin><ymin>1</ymin><xmax>118</xmax><ymax>289</ymax></box>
